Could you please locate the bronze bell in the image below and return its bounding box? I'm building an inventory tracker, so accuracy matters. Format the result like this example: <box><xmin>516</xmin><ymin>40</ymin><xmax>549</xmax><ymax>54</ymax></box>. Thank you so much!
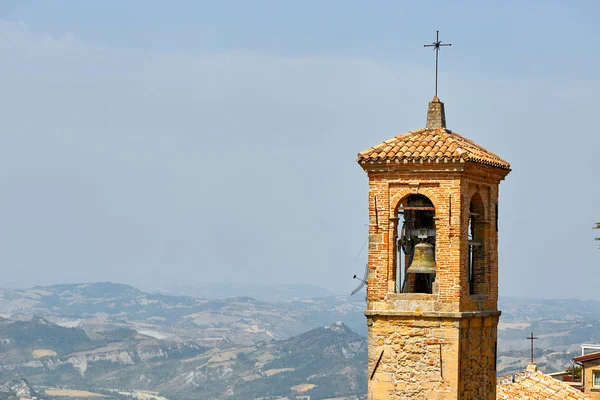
<box><xmin>407</xmin><ymin>242</ymin><xmax>436</xmax><ymax>274</ymax></box>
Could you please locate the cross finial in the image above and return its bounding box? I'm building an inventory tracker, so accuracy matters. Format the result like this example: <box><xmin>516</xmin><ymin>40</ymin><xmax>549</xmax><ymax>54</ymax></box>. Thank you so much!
<box><xmin>526</xmin><ymin>332</ymin><xmax>538</xmax><ymax>364</ymax></box>
<box><xmin>424</xmin><ymin>30</ymin><xmax>451</xmax><ymax>97</ymax></box>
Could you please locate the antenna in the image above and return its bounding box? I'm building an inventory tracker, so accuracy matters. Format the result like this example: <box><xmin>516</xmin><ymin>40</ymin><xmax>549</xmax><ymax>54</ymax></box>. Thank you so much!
<box><xmin>351</xmin><ymin>263</ymin><xmax>369</xmax><ymax>295</ymax></box>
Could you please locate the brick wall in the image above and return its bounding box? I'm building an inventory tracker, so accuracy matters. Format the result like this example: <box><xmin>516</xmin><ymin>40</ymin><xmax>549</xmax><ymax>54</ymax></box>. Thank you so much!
<box><xmin>364</xmin><ymin>163</ymin><xmax>506</xmax><ymax>310</ymax></box>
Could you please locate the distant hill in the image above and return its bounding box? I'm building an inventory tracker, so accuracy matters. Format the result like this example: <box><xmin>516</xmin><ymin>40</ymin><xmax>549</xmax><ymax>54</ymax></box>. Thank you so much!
<box><xmin>0</xmin><ymin>316</ymin><xmax>92</xmax><ymax>360</ymax></box>
<box><xmin>0</xmin><ymin>316</ymin><xmax>207</xmax><ymax>388</ymax></box>
<box><xmin>0</xmin><ymin>318</ymin><xmax>366</xmax><ymax>400</ymax></box>
<box><xmin>241</xmin><ymin>322</ymin><xmax>366</xmax><ymax>399</ymax></box>
<box><xmin>497</xmin><ymin>296</ymin><xmax>600</xmax><ymax>375</ymax></box>
<box><xmin>2</xmin><ymin>282</ymin><xmax>600</xmax><ymax>396</ymax></box>
<box><xmin>0</xmin><ymin>378</ymin><xmax>45</xmax><ymax>400</ymax></box>
<box><xmin>159</xmin><ymin>282</ymin><xmax>333</xmax><ymax>302</ymax></box>
<box><xmin>0</xmin><ymin>282</ymin><xmax>366</xmax><ymax>346</ymax></box>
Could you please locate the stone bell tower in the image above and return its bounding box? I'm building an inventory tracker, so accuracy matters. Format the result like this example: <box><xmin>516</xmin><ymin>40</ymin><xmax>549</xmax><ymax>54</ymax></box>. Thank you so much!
<box><xmin>357</xmin><ymin>96</ymin><xmax>510</xmax><ymax>399</ymax></box>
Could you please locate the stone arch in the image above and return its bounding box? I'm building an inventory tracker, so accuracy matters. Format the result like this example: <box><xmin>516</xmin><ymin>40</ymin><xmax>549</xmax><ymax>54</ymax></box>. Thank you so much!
<box><xmin>470</xmin><ymin>192</ymin><xmax>485</xmax><ymax>218</ymax></box>
<box><xmin>390</xmin><ymin>187</ymin><xmax>442</xmax><ymax>216</ymax></box>
<box><xmin>469</xmin><ymin>192</ymin><xmax>487</xmax><ymax>296</ymax></box>
<box><xmin>462</xmin><ymin>186</ymin><xmax>489</xmax><ymax>221</ymax></box>
<box><xmin>392</xmin><ymin>188</ymin><xmax>438</xmax><ymax>294</ymax></box>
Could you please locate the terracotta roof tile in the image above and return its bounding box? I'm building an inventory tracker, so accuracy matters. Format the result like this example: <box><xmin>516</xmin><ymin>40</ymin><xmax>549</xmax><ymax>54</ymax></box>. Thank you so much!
<box><xmin>357</xmin><ymin>127</ymin><xmax>510</xmax><ymax>170</ymax></box>
<box><xmin>497</xmin><ymin>370</ymin><xmax>590</xmax><ymax>399</ymax></box>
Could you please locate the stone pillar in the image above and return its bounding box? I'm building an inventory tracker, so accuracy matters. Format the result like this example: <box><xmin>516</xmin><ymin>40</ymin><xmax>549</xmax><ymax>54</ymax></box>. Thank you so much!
<box><xmin>426</xmin><ymin>96</ymin><xmax>446</xmax><ymax>129</ymax></box>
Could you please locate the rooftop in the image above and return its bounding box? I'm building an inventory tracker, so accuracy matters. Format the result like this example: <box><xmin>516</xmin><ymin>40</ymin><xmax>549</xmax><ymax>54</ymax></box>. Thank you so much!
<box><xmin>573</xmin><ymin>350</ymin><xmax>600</xmax><ymax>363</ymax></box>
<box><xmin>357</xmin><ymin>127</ymin><xmax>510</xmax><ymax>170</ymax></box>
<box><xmin>357</xmin><ymin>96</ymin><xmax>510</xmax><ymax>171</ymax></box>
<box><xmin>497</xmin><ymin>370</ymin><xmax>590</xmax><ymax>400</ymax></box>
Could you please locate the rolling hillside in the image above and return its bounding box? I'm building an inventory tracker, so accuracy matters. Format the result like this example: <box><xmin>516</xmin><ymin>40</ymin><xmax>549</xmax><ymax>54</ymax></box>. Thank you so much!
<box><xmin>1</xmin><ymin>282</ymin><xmax>599</xmax><ymax>397</ymax></box>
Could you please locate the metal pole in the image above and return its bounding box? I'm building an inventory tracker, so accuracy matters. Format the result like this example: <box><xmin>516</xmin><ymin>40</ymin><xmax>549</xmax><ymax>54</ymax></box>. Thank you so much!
<box><xmin>435</xmin><ymin>31</ymin><xmax>439</xmax><ymax>96</ymax></box>
<box><xmin>424</xmin><ymin>31</ymin><xmax>451</xmax><ymax>97</ymax></box>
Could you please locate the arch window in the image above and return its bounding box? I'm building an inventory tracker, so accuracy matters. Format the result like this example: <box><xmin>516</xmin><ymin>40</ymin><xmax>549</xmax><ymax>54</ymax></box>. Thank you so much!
<box><xmin>396</xmin><ymin>194</ymin><xmax>436</xmax><ymax>294</ymax></box>
<box><xmin>468</xmin><ymin>193</ymin><xmax>487</xmax><ymax>296</ymax></box>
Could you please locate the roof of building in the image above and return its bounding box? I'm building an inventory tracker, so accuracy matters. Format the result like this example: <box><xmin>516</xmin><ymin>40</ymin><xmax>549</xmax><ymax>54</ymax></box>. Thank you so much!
<box><xmin>357</xmin><ymin>127</ymin><xmax>511</xmax><ymax>170</ymax></box>
<box><xmin>573</xmin><ymin>350</ymin><xmax>600</xmax><ymax>363</ymax></box>
<box><xmin>546</xmin><ymin>370</ymin><xmax>569</xmax><ymax>377</ymax></box>
<box><xmin>497</xmin><ymin>370</ymin><xmax>590</xmax><ymax>400</ymax></box>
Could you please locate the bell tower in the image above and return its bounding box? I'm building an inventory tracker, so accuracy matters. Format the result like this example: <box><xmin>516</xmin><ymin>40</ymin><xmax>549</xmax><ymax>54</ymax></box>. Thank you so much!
<box><xmin>357</xmin><ymin>97</ymin><xmax>510</xmax><ymax>399</ymax></box>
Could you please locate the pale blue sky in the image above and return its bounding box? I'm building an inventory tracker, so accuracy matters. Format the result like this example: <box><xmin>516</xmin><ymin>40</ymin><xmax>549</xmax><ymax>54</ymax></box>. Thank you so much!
<box><xmin>0</xmin><ymin>2</ymin><xmax>598</xmax><ymax>298</ymax></box>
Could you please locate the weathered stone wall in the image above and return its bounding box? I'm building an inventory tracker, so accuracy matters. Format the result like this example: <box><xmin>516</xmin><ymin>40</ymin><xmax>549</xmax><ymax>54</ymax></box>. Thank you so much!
<box><xmin>458</xmin><ymin>316</ymin><xmax>498</xmax><ymax>399</ymax></box>
<box><xmin>367</xmin><ymin>314</ymin><xmax>459</xmax><ymax>400</ymax></box>
<box><xmin>366</xmin><ymin>312</ymin><xmax>499</xmax><ymax>399</ymax></box>
<box><xmin>426</xmin><ymin>97</ymin><xmax>446</xmax><ymax>129</ymax></box>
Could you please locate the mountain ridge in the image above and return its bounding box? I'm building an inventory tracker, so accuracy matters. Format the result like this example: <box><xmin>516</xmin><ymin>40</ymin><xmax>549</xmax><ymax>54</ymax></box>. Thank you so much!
<box><xmin>2</xmin><ymin>281</ymin><xmax>600</xmax><ymax>397</ymax></box>
<box><xmin>0</xmin><ymin>316</ymin><xmax>366</xmax><ymax>399</ymax></box>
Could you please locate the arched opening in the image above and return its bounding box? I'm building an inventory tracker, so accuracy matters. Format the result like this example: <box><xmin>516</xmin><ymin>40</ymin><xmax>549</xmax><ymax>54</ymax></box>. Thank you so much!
<box><xmin>396</xmin><ymin>194</ymin><xmax>436</xmax><ymax>294</ymax></box>
<box><xmin>468</xmin><ymin>193</ymin><xmax>486</xmax><ymax>295</ymax></box>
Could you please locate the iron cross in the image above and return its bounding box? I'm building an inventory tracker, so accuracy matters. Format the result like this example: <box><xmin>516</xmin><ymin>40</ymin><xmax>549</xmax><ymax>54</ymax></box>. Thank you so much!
<box><xmin>526</xmin><ymin>332</ymin><xmax>538</xmax><ymax>363</ymax></box>
<box><xmin>424</xmin><ymin>30</ymin><xmax>452</xmax><ymax>97</ymax></box>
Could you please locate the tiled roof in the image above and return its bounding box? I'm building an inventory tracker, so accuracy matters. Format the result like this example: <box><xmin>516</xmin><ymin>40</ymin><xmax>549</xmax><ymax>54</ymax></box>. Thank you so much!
<box><xmin>497</xmin><ymin>370</ymin><xmax>590</xmax><ymax>399</ymax></box>
<box><xmin>573</xmin><ymin>351</ymin><xmax>600</xmax><ymax>363</ymax></box>
<box><xmin>357</xmin><ymin>128</ymin><xmax>510</xmax><ymax>170</ymax></box>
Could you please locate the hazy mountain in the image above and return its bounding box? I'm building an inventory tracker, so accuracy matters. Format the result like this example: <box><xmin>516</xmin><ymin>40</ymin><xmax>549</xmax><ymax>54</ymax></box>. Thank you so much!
<box><xmin>0</xmin><ymin>316</ymin><xmax>207</xmax><ymax>385</ymax></box>
<box><xmin>1</xmin><ymin>282</ymin><xmax>599</xmax><ymax>397</ymax></box>
<box><xmin>496</xmin><ymin>296</ymin><xmax>600</xmax><ymax>375</ymax></box>
<box><xmin>159</xmin><ymin>282</ymin><xmax>334</xmax><ymax>302</ymax></box>
<box><xmin>0</xmin><ymin>378</ymin><xmax>46</xmax><ymax>400</ymax></box>
<box><xmin>0</xmin><ymin>315</ymin><xmax>93</xmax><ymax>360</ymax></box>
<box><xmin>0</xmin><ymin>316</ymin><xmax>365</xmax><ymax>400</ymax></box>
<box><xmin>0</xmin><ymin>282</ymin><xmax>366</xmax><ymax>346</ymax></box>
<box><xmin>152</xmin><ymin>322</ymin><xmax>366</xmax><ymax>399</ymax></box>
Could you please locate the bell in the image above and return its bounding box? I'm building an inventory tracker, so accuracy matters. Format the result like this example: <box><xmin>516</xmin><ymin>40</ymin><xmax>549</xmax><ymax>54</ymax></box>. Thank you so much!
<box><xmin>407</xmin><ymin>242</ymin><xmax>436</xmax><ymax>274</ymax></box>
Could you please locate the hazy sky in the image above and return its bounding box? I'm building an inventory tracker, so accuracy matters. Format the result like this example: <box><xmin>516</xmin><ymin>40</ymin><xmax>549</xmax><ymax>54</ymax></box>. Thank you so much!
<box><xmin>0</xmin><ymin>1</ymin><xmax>598</xmax><ymax>299</ymax></box>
